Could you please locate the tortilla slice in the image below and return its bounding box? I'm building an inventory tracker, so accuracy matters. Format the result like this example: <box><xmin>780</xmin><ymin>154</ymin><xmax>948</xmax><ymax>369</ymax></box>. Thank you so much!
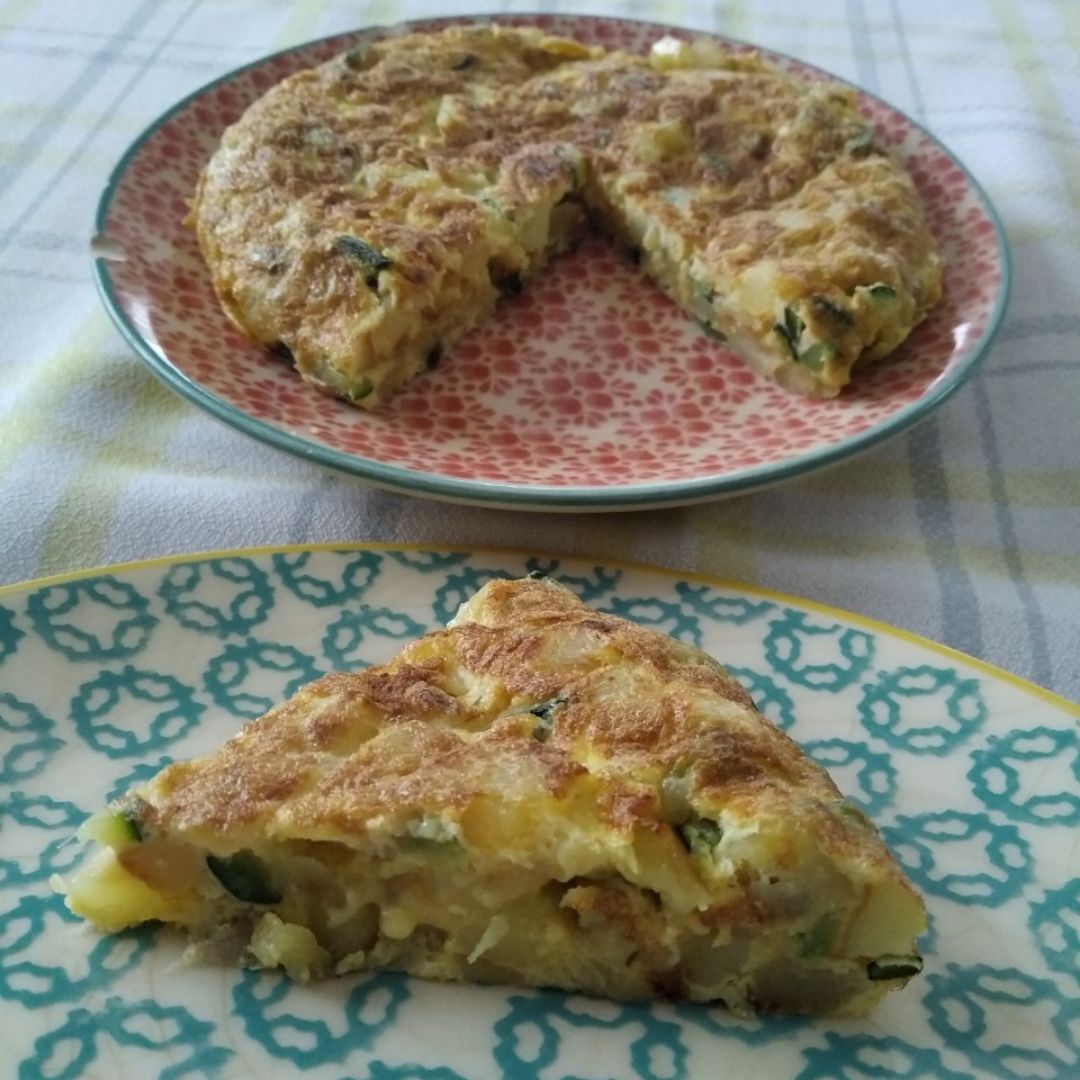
<box><xmin>56</xmin><ymin>575</ymin><xmax>924</xmax><ymax>1015</ymax></box>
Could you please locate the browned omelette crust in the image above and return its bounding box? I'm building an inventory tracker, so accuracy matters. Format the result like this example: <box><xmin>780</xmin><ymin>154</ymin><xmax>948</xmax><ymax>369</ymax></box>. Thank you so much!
<box><xmin>65</xmin><ymin>576</ymin><xmax>927</xmax><ymax>1013</ymax></box>
<box><xmin>143</xmin><ymin>578</ymin><xmax>893</xmax><ymax>882</ymax></box>
<box><xmin>192</xmin><ymin>25</ymin><xmax>942</xmax><ymax>405</ymax></box>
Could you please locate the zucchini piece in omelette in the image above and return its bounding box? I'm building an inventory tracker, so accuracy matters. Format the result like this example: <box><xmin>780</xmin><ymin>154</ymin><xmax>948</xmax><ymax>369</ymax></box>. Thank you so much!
<box><xmin>56</xmin><ymin>577</ymin><xmax>925</xmax><ymax>1016</ymax></box>
<box><xmin>192</xmin><ymin>25</ymin><xmax>941</xmax><ymax>407</ymax></box>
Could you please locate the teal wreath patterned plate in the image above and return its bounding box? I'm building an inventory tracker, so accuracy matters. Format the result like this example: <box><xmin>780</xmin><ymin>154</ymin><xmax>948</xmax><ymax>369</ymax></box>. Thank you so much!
<box><xmin>1</xmin><ymin>545</ymin><xmax>1076</xmax><ymax>1080</ymax></box>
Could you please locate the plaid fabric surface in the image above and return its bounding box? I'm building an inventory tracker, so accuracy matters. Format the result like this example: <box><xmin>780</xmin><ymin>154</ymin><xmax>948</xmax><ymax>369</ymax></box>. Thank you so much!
<box><xmin>0</xmin><ymin>0</ymin><xmax>1076</xmax><ymax>699</ymax></box>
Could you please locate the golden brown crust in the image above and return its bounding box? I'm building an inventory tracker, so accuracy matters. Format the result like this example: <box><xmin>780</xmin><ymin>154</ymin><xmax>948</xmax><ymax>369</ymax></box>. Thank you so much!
<box><xmin>65</xmin><ymin>575</ymin><xmax>926</xmax><ymax>1015</ymax></box>
<box><xmin>143</xmin><ymin>577</ymin><xmax>887</xmax><ymax>884</ymax></box>
<box><xmin>192</xmin><ymin>25</ymin><xmax>941</xmax><ymax>405</ymax></box>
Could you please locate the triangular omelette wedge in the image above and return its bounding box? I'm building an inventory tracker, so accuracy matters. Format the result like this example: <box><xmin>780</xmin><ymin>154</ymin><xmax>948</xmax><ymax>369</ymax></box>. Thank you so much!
<box><xmin>57</xmin><ymin>576</ymin><xmax>925</xmax><ymax>1016</ymax></box>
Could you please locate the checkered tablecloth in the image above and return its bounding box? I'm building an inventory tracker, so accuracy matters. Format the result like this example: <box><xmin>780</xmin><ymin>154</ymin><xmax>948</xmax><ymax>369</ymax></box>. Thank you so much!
<box><xmin>1</xmin><ymin>0</ymin><xmax>1077</xmax><ymax>701</ymax></box>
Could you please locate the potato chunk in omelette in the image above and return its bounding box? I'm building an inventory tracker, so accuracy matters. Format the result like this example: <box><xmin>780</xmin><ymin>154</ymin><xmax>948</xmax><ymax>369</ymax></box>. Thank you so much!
<box><xmin>58</xmin><ymin>576</ymin><xmax>925</xmax><ymax>1017</ymax></box>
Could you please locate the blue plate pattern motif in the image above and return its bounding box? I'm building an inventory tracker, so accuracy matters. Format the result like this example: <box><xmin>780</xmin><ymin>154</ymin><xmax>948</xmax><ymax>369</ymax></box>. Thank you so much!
<box><xmin>0</xmin><ymin>546</ymin><xmax>1076</xmax><ymax>1079</ymax></box>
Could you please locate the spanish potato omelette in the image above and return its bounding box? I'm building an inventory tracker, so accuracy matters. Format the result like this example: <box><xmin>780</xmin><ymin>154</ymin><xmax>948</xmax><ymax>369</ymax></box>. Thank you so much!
<box><xmin>192</xmin><ymin>24</ymin><xmax>942</xmax><ymax>407</ymax></box>
<box><xmin>58</xmin><ymin>576</ymin><xmax>925</xmax><ymax>1016</ymax></box>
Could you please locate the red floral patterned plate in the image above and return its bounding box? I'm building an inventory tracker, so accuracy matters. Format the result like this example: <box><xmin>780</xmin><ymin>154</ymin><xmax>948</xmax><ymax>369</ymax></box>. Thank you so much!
<box><xmin>93</xmin><ymin>14</ymin><xmax>1009</xmax><ymax>511</ymax></box>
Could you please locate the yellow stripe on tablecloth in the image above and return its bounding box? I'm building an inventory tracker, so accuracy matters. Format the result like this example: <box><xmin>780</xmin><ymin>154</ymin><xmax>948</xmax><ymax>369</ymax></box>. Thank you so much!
<box><xmin>360</xmin><ymin>0</ymin><xmax>405</xmax><ymax>28</ymax></box>
<box><xmin>30</xmin><ymin>4</ymin><xmax>342</xmax><ymax>577</ymax></box>
<box><xmin>33</xmin><ymin>371</ymin><xmax>186</xmax><ymax>578</ymax></box>
<box><xmin>0</xmin><ymin>103</ymin><xmax>146</xmax><ymax>133</ymax></box>
<box><xmin>706</xmin><ymin>0</ymin><xmax>750</xmax><ymax>39</ymax></box>
<box><xmin>800</xmin><ymin>461</ymin><xmax>1079</xmax><ymax>509</ymax></box>
<box><xmin>689</xmin><ymin>496</ymin><xmax>759</xmax><ymax>584</ymax></box>
<box><xmin>686</xmin><ymin>511</ymin><xmax>1054</xmax><ymax>588</ymax></box>
<box><xmin>641</xmin><ymin>0</ymin><xmax>687</xmax><ymax>26</ymax></box>
<box><xmin>0</xmin><ymin>143</ymin><xmax>133</xmax><ymax>176</ymax></box>
<box><xmin>990</xmin><ymin>0</ymin><xmax>1080</xmax><ymax>221</ymax></box>
<box><xmin>0</xmin><ymin>0</ymin><xmax>45</xmax><ymax>39</ymax></box>
<box><xmin>0</xmin><ymin>313</ymin><xmax>111</xmax><ymax>446</ymax></box>
<box><xmin>1008</xmin><ymin>222</ymin><xmax>1080</xmax><ymax>247</ymax></box>
<box><xmin>1049</xmin><ymin>0</ymin><xmax>1080</xmax><ymax>65</ymax></box>
<box><xmin>276</xmin><ymin>0</ymin><xmax>336</xmax><ymax>43</ymax></box>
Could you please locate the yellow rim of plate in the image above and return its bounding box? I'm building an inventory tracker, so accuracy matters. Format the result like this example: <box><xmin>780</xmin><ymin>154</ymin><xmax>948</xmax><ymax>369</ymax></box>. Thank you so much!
<box><xmin>2</xmin><ymin>541</ymin><xmax>1075</xmax><ymax>716</ymax></box>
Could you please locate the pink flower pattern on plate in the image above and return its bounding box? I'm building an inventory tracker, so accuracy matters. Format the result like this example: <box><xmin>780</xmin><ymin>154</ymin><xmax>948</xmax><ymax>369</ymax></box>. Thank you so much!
<box><xmin>95</xmin><ymin>14</ymin><xmax>1007</xmax><ymax>504</ymax></box>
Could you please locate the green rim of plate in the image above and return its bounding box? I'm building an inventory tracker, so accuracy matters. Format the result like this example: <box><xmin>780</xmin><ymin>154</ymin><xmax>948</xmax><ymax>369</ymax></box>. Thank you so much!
<box><xmin>93</xmin><ymin>14</ymin><xmax>1012</xmax><ymax>511</ymax></box>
